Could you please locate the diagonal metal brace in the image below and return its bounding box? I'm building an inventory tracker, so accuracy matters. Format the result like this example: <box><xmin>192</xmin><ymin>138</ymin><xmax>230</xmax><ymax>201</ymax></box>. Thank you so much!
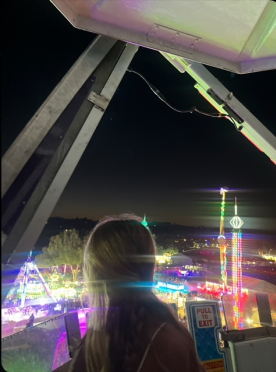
<box><xmin>1</xmin><ymin>38</ymin><xmax>138</xmax><ymax>303</ymax></box>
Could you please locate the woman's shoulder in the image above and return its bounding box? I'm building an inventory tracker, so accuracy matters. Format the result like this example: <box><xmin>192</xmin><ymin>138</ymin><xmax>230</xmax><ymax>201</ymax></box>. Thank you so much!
<box><xmin>156</xmin><ymin>322</ymin><xmax>196</xmax><ymax>352</ymax></box>
<box><xmin>143</xmin><ymin>322</ymin><xmax>205</xmax><ymax>372</ymax></box>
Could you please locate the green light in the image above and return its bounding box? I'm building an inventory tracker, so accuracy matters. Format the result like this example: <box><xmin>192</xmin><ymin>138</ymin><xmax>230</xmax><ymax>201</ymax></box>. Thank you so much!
<box><xmin>142</xmin><ymin>214</ymin><xmax>148</xmax><ymax>227</ymax></box>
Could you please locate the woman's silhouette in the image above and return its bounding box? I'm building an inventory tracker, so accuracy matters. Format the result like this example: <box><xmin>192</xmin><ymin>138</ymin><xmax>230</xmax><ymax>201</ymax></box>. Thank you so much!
<box><xmin>70</xmin><ymin>214</ymin><xmax>205</xmax><ymax>372</ymax></box>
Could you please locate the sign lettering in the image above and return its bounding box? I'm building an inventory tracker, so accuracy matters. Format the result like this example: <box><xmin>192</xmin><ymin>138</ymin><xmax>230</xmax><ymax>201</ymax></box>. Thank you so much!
<box><xmin>195</xmin><ymin>306</ymin><xmax>215</xmax><ymax>328</ymax></box>
<box><xmin>203</xmin><ymin>358</ymin><xmax>225</xmax><ymax>372</ymax></box>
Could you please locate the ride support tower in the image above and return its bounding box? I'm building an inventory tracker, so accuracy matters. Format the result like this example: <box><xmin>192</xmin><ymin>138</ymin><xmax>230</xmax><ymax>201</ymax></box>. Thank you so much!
<box><xmin>217</xmin><ymin>187</ymin><xmax>228</xmax><ymax>292</ymax></box>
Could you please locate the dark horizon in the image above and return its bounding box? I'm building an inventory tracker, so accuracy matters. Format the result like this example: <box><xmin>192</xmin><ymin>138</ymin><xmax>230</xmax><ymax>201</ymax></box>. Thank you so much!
<box><xmin>44</xmin><ymin>215</ymin><xmax>276</xmax><ymax>237</ymax></box>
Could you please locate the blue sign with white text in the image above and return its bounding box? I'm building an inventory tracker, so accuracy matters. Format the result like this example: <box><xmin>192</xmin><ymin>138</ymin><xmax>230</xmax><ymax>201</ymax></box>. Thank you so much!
<box><xmin>186</xmin><ymin>301</ymin><xmax>227</xmax><ymax>372</ymax></box>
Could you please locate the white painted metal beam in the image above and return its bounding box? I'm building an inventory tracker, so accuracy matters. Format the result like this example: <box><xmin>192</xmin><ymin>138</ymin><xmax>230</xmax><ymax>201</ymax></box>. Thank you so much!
<box><xmin>51</xmin><ymin>0</ymin><xmax>276</xmax><ymax>74</ymax></box>
<box><xmin>2</xmin><ymin>40</ymin><xmax>138</xmax><ymax>302</ymax></box>
<box><xmin>161</xmin><ymin>52</ymin><xmax>276</xmax><ymax>165</ymax></box>
<box><xmin>1</xmin><ymin>35</ymin><xmax>117</xmax><ymax>198</ymax></box>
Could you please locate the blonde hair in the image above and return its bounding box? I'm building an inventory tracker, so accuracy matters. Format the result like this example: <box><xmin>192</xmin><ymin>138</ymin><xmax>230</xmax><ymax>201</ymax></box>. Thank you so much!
<box><xmin>82</xmin><ymin>214</ymin><xmax>181</xmax><ymax>372</ymax></box>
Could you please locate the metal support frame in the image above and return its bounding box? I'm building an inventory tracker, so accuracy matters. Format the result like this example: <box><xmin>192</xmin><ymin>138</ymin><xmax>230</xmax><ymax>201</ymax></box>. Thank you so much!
<box><xmin>1</xmin><ymin>35</ymin><xmax>117</xmax><ymax>199</ymax></box>
<box><xmin>221</xmin><ymin>326</ymin><xmax>276</xmax><ymax>372</ymax></box>
<box><xmin>64</xmin><ymin>312</ymin><xmax>81</xmax><ymax>358</ymax></box>
<box><xmin>160</xmin><ymin>52</ymin><xmax>276</xmax><ymax>165</ymax></box>
<box><xmin>220</xmin><ymin>326</ymin><xmax>276</xmax><ymax>342</ymax></box>
<box><xmin>1</xmin><ymin>36</ymin><xmax>138</xmax><ymax>301</ymax></box>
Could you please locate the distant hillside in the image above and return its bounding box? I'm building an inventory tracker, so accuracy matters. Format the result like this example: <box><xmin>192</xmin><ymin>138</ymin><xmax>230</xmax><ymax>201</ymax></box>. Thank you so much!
<box><xmin>36</xmin><ymin>217</ymin><xmax>97</xmax><ymax>249</ymax></box>
<box><xmin>35</xmin><ymin>217</ymin><xmax>276</xmax><ymax>251</ymax></box>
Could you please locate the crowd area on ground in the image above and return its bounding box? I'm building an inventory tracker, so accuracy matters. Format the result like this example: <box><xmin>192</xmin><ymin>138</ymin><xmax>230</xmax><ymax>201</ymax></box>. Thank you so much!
<box><xmin>2</xmin><ymin>297</ymin><xmax>90</xmax><ymax>325</ymax></box>
<box><xmin>155</xmin><ymin>274</ymin><xmax>186</xmax><ymax>285</ymax></box>
<box><xmin>3</xmin><ymin>271</ymin><xmax>192</xmax><ymax>325</ymax></box>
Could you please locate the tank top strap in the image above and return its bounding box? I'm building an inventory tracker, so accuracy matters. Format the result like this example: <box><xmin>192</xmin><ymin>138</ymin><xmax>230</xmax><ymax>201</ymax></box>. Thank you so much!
<box><xmin>136</xmin><ymin>322</ymin><xmax>166</xmax><ymax>372</ymax></box>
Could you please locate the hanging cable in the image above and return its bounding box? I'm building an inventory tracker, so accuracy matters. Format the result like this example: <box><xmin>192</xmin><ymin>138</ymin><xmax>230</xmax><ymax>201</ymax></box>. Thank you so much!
<box><xmin>227</xmin><ymin>116</ymin><xmax>243</xmax><ymax>132</ymax></box>
<box><xmin>127</xmin><ymin>68</ymin><xmax>241</xmax><ymax>129</ymax></box>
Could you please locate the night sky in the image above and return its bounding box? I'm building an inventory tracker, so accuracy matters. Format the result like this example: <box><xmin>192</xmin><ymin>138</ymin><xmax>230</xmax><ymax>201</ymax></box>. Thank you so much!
<box><xmin>2</xmin><ymin>0</ymin><xmax>276</xmax><ymax>232</ymax></box>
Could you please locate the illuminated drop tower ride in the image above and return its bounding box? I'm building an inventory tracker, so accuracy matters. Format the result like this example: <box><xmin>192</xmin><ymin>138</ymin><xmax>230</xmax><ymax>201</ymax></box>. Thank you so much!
<box><xmin>230</xmin><ymin>197</ymin><xmax>244</xmax><ymax>294</ymax></box>
<box><xmin>230</xmin><ymin>197</ymin><xmax>244</xmax><ymax>329</ymax></box>
<box><xmin>217</xmin><ymin>187</ymin><xmax>228</xmax><ymax>292</ymax></box>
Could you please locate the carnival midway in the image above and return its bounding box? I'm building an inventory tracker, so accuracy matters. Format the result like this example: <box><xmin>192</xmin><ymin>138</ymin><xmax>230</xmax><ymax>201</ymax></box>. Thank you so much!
<box><xmin>2</xmin><ymin>190</ymin><xmax>276</xmax><ymax>339</ymax></box>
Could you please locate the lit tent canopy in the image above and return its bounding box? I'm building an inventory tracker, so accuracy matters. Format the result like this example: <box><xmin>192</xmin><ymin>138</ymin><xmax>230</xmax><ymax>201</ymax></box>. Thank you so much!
<box><xmin>170</xmin><ymin>254</ymin><xmax>193</xmax><ymax>266</ymax></box>
<box><xmin>242</xmin><ymin>276</ymin><xmax>276</xmax><ymax>294</ymax></box>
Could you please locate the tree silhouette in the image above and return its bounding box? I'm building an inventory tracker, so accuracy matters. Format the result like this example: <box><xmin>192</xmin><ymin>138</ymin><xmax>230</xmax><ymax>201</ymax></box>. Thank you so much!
<box><xmin>164</xmin><ymin>246</ymin><xmax>179</xmax><ymax>257</ymax></box>
<box><xmin>35</xmin><ymin>229</ymin><xmax>86</xmax><ymax>284</ymax></box>
<box><xmin>156</xmin><ymin>245</ymin><xmax>164</xmax><ymax>256</ymax></box>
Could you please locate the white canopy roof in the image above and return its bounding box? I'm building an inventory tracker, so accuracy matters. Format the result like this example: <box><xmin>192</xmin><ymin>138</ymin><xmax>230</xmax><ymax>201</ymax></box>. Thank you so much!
<box><xmin>171</xmin><ymin>254</ymin><xmax>193</xmax><ymax>265</ymax></box>
<box><xmin>51</xmin><ymin>0</ymin><xmax>276</xmax><ymax>73</ymax></box>
<box><xmin>242</xmin><ymin>276</ymin><xmax>276</xmax><ymax>293</ymax></box>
